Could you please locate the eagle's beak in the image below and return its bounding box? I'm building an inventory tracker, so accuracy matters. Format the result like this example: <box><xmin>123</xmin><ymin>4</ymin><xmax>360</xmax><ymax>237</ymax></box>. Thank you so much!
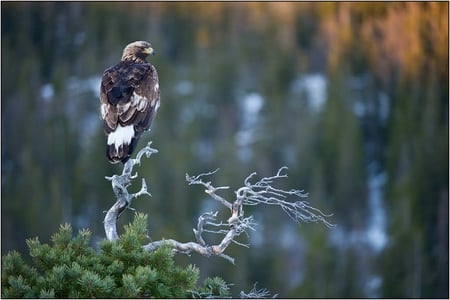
<box><xmin>143</xmin><ymin>47</ymin><xmax>155</xmax><ymax>56</ymax></box>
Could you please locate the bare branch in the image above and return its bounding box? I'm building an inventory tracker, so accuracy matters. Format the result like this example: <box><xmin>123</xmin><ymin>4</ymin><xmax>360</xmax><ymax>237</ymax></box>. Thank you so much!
<box><xmin>241</xmin><ymin>282</ymin><xmax>278</xmax><ymax>299</ymax></box>
<box><xmin>235</xmin><ymin>166</ymin><xmax>335</xmax><ymax>228</ymax></box>
<box><xmin>186</xmin><ymin>170</ymin><xmax>232</xmax><ymax>210</ymax></box>
<box><xmin>141</xmin><ymin>211</ymin><xmax>257</xmax><ymax>264</ymax></box>
<box><xmin>193</xmin><ymin>211</ymin><xmax>218</xmax><ymax>246</ymax></box>
<box><xmin>186</xmin><ymin>168</ymin><xmax>221</xmax><ymax>184</ymax></box>
<box><xmin>104</xmin><ymin>141</ymin><xmax>334</xmax><ymax>267</ymax></box>
<box><xmin>103</xmin><ymin>141</ymin><xmax>158</xmax><ymax>241</ymax></box>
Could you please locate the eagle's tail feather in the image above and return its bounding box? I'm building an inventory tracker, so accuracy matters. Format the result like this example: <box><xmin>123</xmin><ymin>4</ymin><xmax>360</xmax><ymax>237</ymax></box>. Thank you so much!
<box><xmin>106</xmin><ymin>137</ymin><xmax>139</xmax><ymax>164</ymax></box>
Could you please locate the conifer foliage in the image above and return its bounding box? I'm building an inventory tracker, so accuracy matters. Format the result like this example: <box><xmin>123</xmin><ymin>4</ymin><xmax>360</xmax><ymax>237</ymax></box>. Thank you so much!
<box><xmin>1</xmin><ymin>213</ymin><xmax>230</xmax><ymax>298</ymax></box>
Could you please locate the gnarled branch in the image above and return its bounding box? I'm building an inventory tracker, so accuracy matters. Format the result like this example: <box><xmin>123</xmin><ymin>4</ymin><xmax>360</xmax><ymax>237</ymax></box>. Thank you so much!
<box><xmin>240</xmin><ymin>282</ymin><xmax>278</xmax><ymax>299</ymax></box>
<box><xmin>103</xmin><ymin>141</ymin><xmax>157</xmax><ymax>241</ymax></box>
<box><xmin>103</xmin><ymin>141</ymin><xmax>334</xmax><ymax>264</ymax></box>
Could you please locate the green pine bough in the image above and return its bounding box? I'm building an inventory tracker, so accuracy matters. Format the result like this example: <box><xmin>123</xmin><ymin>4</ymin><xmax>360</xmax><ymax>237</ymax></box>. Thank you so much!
<box><xmin>2</xmin><ymin>213</ymin><xmax>230</xmax><ymax>298</ymax></box>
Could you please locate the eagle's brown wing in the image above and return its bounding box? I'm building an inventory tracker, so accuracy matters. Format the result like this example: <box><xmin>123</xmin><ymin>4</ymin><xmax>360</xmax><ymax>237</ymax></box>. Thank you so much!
<box><xmin>99</xmin><ymin>61</ymin><xmax>160</xmax><ymax>164</ymax></box>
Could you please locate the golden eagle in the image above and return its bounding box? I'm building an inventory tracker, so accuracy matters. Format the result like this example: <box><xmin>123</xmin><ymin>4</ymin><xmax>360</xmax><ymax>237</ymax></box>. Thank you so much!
<box><xmin>99</xmin><ymin>41</ymin><xmax>160</xmax><ymax>164</ymax></box>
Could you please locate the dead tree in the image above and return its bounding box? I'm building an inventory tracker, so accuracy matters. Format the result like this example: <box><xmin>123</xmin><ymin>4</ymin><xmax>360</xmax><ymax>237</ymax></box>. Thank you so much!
<box><xmin>104</xmin><ymin>141</ymin><xmax>334</xmax><ymax>264</ymax></box>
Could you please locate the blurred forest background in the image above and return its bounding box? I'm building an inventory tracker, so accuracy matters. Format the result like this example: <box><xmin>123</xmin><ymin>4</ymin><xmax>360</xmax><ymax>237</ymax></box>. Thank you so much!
<box><xmin>1</xmin><ymin>2</ymin><xmax>448</xmax><ymax>298</ymax></box>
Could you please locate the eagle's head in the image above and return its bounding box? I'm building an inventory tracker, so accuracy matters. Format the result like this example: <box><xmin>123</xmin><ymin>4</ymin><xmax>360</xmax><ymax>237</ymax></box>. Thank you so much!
<box><xmin>121</xmin><ymin>41</ymin><xmax>155</xmax><ymax>62</ymax></box>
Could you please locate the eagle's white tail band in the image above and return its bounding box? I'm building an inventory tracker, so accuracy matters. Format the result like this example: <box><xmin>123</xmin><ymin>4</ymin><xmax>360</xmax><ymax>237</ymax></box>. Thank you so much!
<box><xmin>107</xmin><ymin>124</ymin><xmax>135</xmax><ymax>151</ymax></box>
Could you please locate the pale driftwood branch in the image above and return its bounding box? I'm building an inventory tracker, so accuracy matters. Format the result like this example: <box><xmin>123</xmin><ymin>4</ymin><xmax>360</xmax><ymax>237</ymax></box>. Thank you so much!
<box><xmin>240</xmin><ymin>282</ymin><xmax>278</xmax><ymax>299</ymax></box>
<box><xmin>144</xmin><ymin>166</ymin><xmax>333</xmax><ymax>263</ymax></box>
<box><xmin>104</xmin><ymin>141</ymin><xmax>334</xmax><ymax>264</ymax></box>
<box><xmin>103</xmin><ymin>141</ymin><xmax>157</xmax><ymax>241</ymax></box>
<box><xmin>186</xmin><ymin>169</ymin><xmax>232</xmax><ymax>210</ymax></box>
<box><xmin>234</xmin><ymin>166</ymin><xmax>335</xmax><ymax>228</ymax></box>
<box><xmin>142</xmin><ymin>208</ymin><xmax>254</xmax><ymax>264</ymax></box>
